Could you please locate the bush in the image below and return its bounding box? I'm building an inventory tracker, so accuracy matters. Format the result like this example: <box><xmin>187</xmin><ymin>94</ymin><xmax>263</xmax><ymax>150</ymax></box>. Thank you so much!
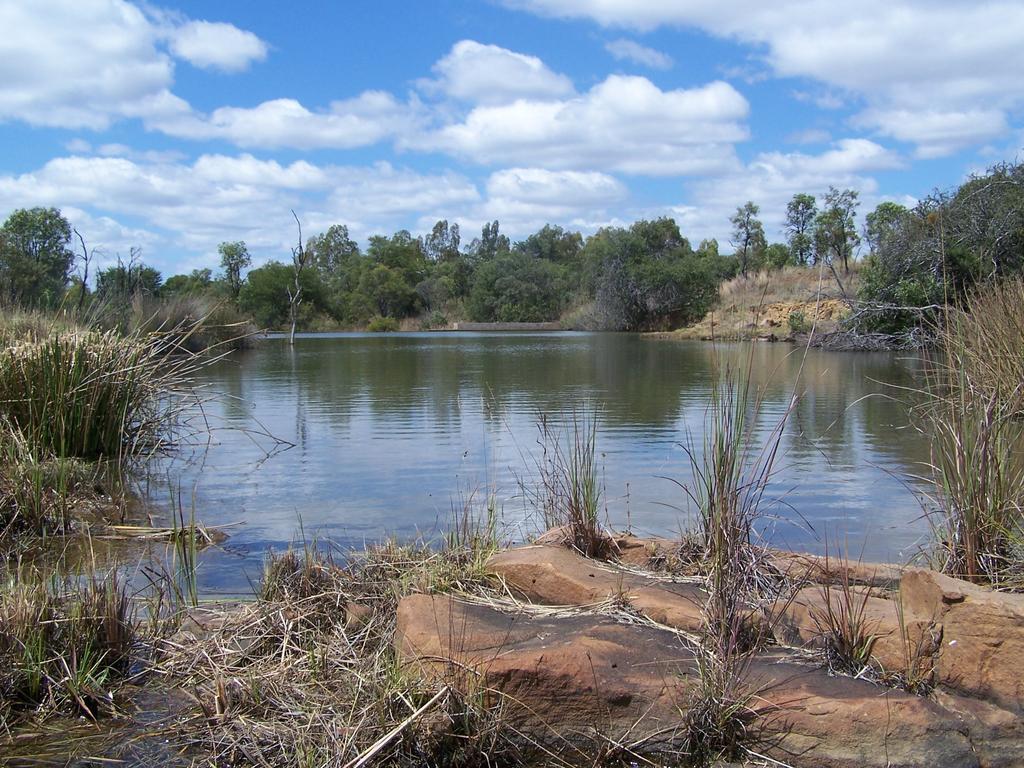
<box><xmin>0</xmin><ymin>329</ymin><xmax>200</xmax><ymax>462</ymax></box>
<box><xmin>788</xmin><ymin>310</ymin><xmax>809</xmax><ymax>334</ymax></box>
<box><xmin>366</xmin><ymin>316</ymin><xmax>399</xmax><ymax>332</ymax></box>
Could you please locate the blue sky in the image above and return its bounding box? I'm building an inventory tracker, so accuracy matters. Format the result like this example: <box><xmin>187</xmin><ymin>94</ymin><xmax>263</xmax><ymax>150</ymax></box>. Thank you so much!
<box><xmin>1</xmin><ymin>0</ymin><xmax>1021</xmax><ymax>277</ymax></box>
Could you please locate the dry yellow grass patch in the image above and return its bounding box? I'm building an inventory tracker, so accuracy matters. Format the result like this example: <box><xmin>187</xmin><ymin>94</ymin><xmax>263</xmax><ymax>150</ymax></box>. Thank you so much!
<box><xmin>670</xmin><ymin>266</ymin><xmax>861</xmax><ymax>340</ymax></box>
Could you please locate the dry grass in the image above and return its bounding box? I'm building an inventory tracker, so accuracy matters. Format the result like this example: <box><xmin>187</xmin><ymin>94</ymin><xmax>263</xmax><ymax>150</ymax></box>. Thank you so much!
<box><xmin>670</xmin><ymin>265</ymin><xmax>861</xmax><ymax>340</ymax></box>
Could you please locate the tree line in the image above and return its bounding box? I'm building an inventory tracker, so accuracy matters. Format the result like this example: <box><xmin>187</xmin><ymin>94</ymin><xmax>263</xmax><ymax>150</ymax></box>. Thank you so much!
<box><xmin>1</xmin><ymin>159</ymin><xmax>1020</xmax><ymax>336</ymax></box>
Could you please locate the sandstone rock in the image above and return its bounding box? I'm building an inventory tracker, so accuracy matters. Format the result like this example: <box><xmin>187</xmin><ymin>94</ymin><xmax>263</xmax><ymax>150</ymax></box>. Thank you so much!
<box><xmin>933</xmin><ymin>690</ymin><xmax>1024</xmax><ymax>768</ymax></box>
<box><xmin>773</xmin><ymin>586</ymin><xmax>935</xmax><ymax>672</ymax></box>
<box><xmin>901</xmin><ymin>569</ymin><xmax>1024</xmax><ymax>711</ymax></box>
<box><xmin>768</xmin><ymin>550</ymin><xmax>903</xmax><ymax>590</ymax></box>
<box><xmin>485</xmin><ymin>544</ymin><xmax>707</xmax><ymax>632</ymax></box>
<box><xmin>396</xmin><ymin>593</ymin><xmax>977</xmax><ymax>768</ymax></box>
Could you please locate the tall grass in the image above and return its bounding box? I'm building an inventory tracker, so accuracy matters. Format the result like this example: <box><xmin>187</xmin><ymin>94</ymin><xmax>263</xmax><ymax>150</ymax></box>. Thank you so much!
<box><xmin>923</xmin><ymin>279</ymin><xmax>1024</xmax><ymax>587</ymax></box>
<box><xmin>535</xmin><ymin>411</ymin><xmax>608</xmax><ymax>557</ymax></box>
<box><xmin>0</xmin><ymin>567</ymin><xmax>136</xmax><ymax>725</ymax></box>
<box><xmin>0</xmin><ymin>328</ymin><xmax>205</xmax><ymax>463</ymax></box>
<box><xmin>678</xmin><ymin>351</ymin><xmax>796</xmax><ymax>764</ymax></box>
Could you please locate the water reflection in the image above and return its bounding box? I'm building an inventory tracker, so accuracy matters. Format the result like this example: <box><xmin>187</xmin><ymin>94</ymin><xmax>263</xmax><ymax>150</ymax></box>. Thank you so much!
<box><xmin>162</xmin><ymin>333</ymin><xmax>934</xmax><ymax>594</ymax></box>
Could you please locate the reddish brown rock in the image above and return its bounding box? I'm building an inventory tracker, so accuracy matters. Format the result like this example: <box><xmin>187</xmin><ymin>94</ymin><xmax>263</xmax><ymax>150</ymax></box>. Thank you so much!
<box><xmin>934</xmin><ymin>690</ymin><xmax>1024</xmax><ymax>768</ymax></box>
<box><xmin>773</xmin><ymin>585</ymin><xmax>936</xmax><ymax>672</ymax></box>
<box><xmin>901</xmin><ymin>569</ymin><xmax>1024</xmax><ymax>711</ymax></box>
<box><xmin>396</xmin><ymin>593</ymin><xmax>977</xmax><ymax>768</ymax></box>
<box><xmin>485</xmin><ymin>544</ymin><xmax>707</xmax><ymax>632</ymax></box>
<box><xmin>768</xmin><ymin>550</ymin><xmax>904</xmax><ymax>589</ymax></box>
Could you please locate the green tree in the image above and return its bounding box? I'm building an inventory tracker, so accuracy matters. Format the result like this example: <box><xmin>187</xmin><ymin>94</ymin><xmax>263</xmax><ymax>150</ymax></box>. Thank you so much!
<box><xmin>422</xmin><ymin>219</ymin><xmax>461</xmax><ymax>262</ymax></box>
<box><xmin>163</xmin><ymin>268</ymin><xmax>213</xmax><ymax>297</ymax></box>
<box><xmin>467</xmin><ymin>221</ymin><xmax>510</xmax><ymax>265</ymax></box>
<box><xmin>864</xmin><ymin>202</ymin><xmax>909</xmax><ymax>254</ymax></box>
<box><xmin>95</xmin><ymin>260</ymin><xmax>162</xmax><ymax>299</ymax></box>
<box><xmin>729</xmin><ymin>202</ymin><xmax>766</xmax><ymax>276</ymax></box>
<box><xmin>785</xmin><ymin>193</ymin><xmax>817</xmax><ymax>266</ymax></box>
<box><xmin>218</xmin><ymin>241</ymin><xmax>251</xmax><ymax>299</ymax></box>
<box><xmin>467</xmin><ymin>253</ymin><xmax>568</xmax><ymax>322</ymax></box>
<box><xmin>765</xmin><ymin>243</ymin><xmax>794</xmax><ymax>270</ymax></box>
<box><xmin>239</xmin><ymin>261</ymin><xmax>325</xmax><ymax>329</ymax></box>
<box><xmin>515</xmin><ymin>224</ymin><xmax>583</xmax><ymax>266</ymax></box>
<box><xmin>359</xmin><ymin>264</ymin><xmax>418</xmax><ymax>318</ymax></box>
<box><xmin>814</xmin><ymin>187</ymin><xmax>860</xmax><ymax>274</ymax></box>
<box><xmin>0</xmin><ymin>207</ymin><xmax>75</xmax><ymax>306</ymax></box>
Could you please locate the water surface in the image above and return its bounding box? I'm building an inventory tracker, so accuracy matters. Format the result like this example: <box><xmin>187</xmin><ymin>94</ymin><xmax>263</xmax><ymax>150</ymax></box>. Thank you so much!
<box><xmin>164</xmin><ymin>332</ymin><xmax>933</xmax><ymax>594</ymax></box>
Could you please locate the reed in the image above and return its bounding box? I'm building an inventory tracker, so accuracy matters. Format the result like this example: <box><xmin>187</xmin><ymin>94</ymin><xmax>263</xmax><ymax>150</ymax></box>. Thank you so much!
<box><xmin>922</xmin><ymin>280</ymin><xmax>1024</xmax><ymax>587</ymax></box>
<box><xmin>0</xmin><ymin>567</ymin><xmax>136</xmax><ymax>725</ymax></box>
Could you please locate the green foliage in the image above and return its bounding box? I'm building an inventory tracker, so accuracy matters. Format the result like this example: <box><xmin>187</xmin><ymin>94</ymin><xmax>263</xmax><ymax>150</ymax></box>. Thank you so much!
<box><xmin>0</xmin><ymin>207</ymin><xmax>75</xmax><ymax>307</ymax></box>
<box><xmin>764</xmin><ymin>242</ymin><xmax>793</xmax><ymax>270</ymax></box>
<box><xmin>729</xmin><ymin>202</ymin><xmax>766</xmax><ymax>276</ymax></box>
<box><xmin>814</xmin><ymin>187</ymin><xmax>860</xmax><ymax>273</ymax></box>
<box><xmin>366</xmin><ymin>315</ymin><xmax>399</xmax><ymax>332</ymax></box>
<box><xmin>95</xmin><ymin>261</ymin><xmax>162</xmax><ymax>300</ymax></box>
<box><xmin>163</xmin><ymin>268</ymin><xmax>214</xmax><ymax>297</ymax></box>
<box><xmin>218</xmin><ymin>241</ymin><xmax>251</xmax><ymax>300</ymax></box>
<box><xmin>240</xmin><ymin>261</ymin><xmax>326</xmax><ymax>329</ymax></box>
<box><xmin>585</xmin><ymin>219</ymin><xmax>718</xmax><ymax>330</ymax></box>
<box><xmin>788</xmin><ymin>310</ymin><xmax>810</xmax><ymax>334</ymax></box>
<box><xmin>785</xmin><ymin>193</ymin><xmax>817</xmax><ymax>266</ymax></box>
<box><xmin>467</xmin><ymin>253</ymin><xmax>568</xmax><ymax>322</ymax></box>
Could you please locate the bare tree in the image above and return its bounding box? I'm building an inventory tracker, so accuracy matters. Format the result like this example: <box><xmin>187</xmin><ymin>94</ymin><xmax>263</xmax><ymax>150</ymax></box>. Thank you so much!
<box><xmin>287</xmin><ymin>210</ymin><xmax>310</xmax><ymax>345</ymax></box>
<box><xmin>72</xmin><ymin>227</ymin><xmax>94</xmax><ymax>312</ymax></box>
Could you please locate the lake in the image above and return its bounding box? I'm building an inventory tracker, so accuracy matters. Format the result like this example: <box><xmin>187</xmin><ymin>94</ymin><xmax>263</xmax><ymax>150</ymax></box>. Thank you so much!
<box><xmin>162</xmin><ymin>332</ymin><xmax>934</xmax><ymax>595</ymax></box>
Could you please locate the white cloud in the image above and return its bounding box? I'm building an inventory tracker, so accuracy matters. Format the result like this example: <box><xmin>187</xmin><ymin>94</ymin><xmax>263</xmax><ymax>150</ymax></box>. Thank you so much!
<box><xmin>786</xmin><ymin>128</ymin><xmax>831</xmax><ymax>145</ymax></box>
<box><xmin>410</xmin><ymin>76</ymin><xmax>749</xmax><ymax>176</ymax></box>
<box><xmin>152</xmin><ymin>91</ymin><xmax>415</xmax><ymax>149</ymax></box>
<box><xmin>604</xmin><ymin>39</ymin><xmax>673</xmax><ymax>69</ymax></box>
<box><xmin>503</xmin><ymin>0</ymin><xmax>1024</xmax><ymax>156</ymax></box>
<box><xmin>854</xmin><ymin>108</ymin><xmax>1009</xmax><ymax>159</ymax></box>
<box><xmin>421</xmin><ymin>40</ymin><xmax>574</xmax><ymax>104</ymax></box>
<box><xmin>0</xmin><ymin>153</ymin><xmax>480</xmax><ymax>272</ymax></box>
<box><xmin>0</xmin><ymin>0</ymin><xmax>177</xmax><ymax>129</ymax></box>
<box><xmin>168</xmin><ymin>20</ymin><xmax>268</xmax><ymax>73</ymax></box>
<box><xmin>671</xmin><ymin>138</ymin><xmax>905</xmax><ymax>243</ymax></box>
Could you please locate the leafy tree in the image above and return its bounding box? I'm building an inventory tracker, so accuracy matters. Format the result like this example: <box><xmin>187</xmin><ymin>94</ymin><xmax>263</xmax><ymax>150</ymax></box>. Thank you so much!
<box><xmin>584</xmin><ymin>219</ymin><xmax>718</xmax><ymax>331</ymax></box>
<box><xmin>359</xmin><ymin>264</ymin><xmax>418</xmax><ymax>318</ymax></box>
<box><xmin>765</xmin><ymin>243</ymin><xmax>794</xmax><ymax>270</ymax></box>
<box><xmin>864</xmin><ymin>202</ymin><xmax>909</xmax><ymax>254</ymax></box>
<box><xmin>163</xmin><ymin>268</ymin><xmax>214</xmax><ymax>297</ymax></box>
<box><xmin>96</xmin><ymin>261</ymin><xmax>162</xmax><ymax>299</ymax></box>
<box><xmin>785</xmin><ymin>193</ymin><xmax>817</xmax><ymax>266</ymax></box>
<box><xmin>239</xmin><ymin>261</ymin><xmax>325</xmax><ymax>329</ymax></box>
<box><xmin>0</xmin><ymin>207</ymin><xmax>75</xmax><ymax>306</ymax></box>
<box><xmin>467</xmin><ymin>221</ymin><xmax>510</xmax><ymax>265</ymax></box>
<box><xmin>308</xmin><ymin>224</ymin><xmax>360</xmax><ymax>278</ymax></box>
<box><xmin>467</xmin><ymin>253</ymin><xmax>567</xmax><ymax>322</ymax></box>
<box><xmin>218</xmin><ymin>241</ymin><xmax>251</xmax><ymax>299</ymax></box>
<box><xmin>729</xmin><ymin>202</ymin><xmax>766</xmax><ymax>276</ymax></box>
<box><xmin>814</xmin><ymin>187</ymin><xmax>860</xmax><ymax>274</ymax></box>
<box><xmin>515</xmin><ymin>224</ymin><xmax>583</xmax><ymax>266</ymax></box>
<box><xmin>422</xmin><ymin>220</ymin><xmax>461</xmax><ymax>262</ymax></box>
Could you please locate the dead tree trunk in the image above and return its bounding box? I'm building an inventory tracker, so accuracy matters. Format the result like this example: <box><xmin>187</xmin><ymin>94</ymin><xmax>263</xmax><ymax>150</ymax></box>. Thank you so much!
<box><xmin>288</xmin><ymin>210</ymin><xmax>309</xmax><ymax>346</ymax></box>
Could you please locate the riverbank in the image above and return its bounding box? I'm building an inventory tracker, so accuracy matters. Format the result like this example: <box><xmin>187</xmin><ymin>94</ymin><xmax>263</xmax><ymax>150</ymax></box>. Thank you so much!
<box><xmin>7</xmin><ymin>526</ymin><xmax>1023</xmax><ymax>767</ymax></box>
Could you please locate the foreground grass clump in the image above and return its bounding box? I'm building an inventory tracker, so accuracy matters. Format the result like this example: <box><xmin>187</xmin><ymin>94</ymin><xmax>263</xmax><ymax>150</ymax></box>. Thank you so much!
<box><xmin>923</xmin><ymin>279</ymin><xmax>1024</xmax><ymax>588</ymax></box>
<box><xmin>0</xmin><ymin>329</ymin><xmax>198</xmax><ymax>462</ymax></box>
<box><xmin>0</xmin><ymin>569</ymin><xmax>136</xmax><ymax>726</ymax></box>
<box><xmin>157</xmin><ymin>521</ymin><xmax>521</xmax><ymax>767</ymax></box>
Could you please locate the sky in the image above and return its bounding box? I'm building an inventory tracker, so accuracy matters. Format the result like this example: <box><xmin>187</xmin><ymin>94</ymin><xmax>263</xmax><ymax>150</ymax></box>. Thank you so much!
<box><xmin>0</xmin><ymin>0</ymin><xmax>1022</xmax><ymax>277</ymax></box>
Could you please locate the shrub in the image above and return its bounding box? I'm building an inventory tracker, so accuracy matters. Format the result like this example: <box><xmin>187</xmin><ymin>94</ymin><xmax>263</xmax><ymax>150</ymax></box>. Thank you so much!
<box><xmin>366</xmin><ymin>316</ymin><xmax>399</xmax><ymax>332</ymax></box>
<box><xmin>788</xmin><ymin>310</ymin><xmax>809</xmax><ymax>334</ymax></box>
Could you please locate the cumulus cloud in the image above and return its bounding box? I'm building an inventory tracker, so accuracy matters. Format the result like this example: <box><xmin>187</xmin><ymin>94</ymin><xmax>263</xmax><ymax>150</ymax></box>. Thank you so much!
<box><xmin>153</xmin><ymin>92</ymin><xmax>415</xmax><ymax>150</ymax></box>
<box><xmin>502</xmin><ymin>0</ymin><xmax>1024</xmax><ymax>156</ymax></box>
<box><xmin>421</xmin><ymin>40</ymin><xmax>574</xmax><ymax>104</ymax></box>
<box><xmin>0</xmin><ymin>0</ymin><xmax>269</xmax><ymax>130</ymax></box>
<box><xmin>670</xmin><ymin>138</ymin><xmax>905</xmax><ymax>242</ymax></box>
<box><xmin>0</xmin><ymin>154</ymin><xmax>479</xmax><ymax>269</ymax></box>
<box><xmin>410</xmin><ymin>76</ymin><xmax>749</xmax><ymax>176</ymax></box>
<box><xmin>168</xmin><ymin>20</ymin><xmax>268</xmax><ymax>72</ymax></box>
<box><xmin>604</xmin><ymin>39</ymin><xmax>673</xmax><ymax>69</ymax></box>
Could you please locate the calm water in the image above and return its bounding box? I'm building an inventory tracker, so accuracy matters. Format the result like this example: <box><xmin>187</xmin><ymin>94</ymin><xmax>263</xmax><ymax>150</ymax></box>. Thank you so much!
<box><xmin>161</xmin><ymin>332</ymin><xmax>933</xmax><ymax>594</ymax></box>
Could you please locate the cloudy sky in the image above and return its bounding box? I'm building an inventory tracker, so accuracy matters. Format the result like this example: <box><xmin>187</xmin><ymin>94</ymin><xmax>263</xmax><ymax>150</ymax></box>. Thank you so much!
<box><xmin>1</xmin><ymin>0</ymin><xmax>1021</xmax><ymax>276</ymax></box>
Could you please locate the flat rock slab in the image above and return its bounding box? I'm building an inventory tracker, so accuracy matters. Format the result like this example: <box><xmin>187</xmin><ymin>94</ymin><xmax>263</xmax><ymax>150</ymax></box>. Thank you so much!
<box><xmin>486</xmin><ymin>544</ymin><xmax>707</xmax><ymax>632</ymax></box>
<box><xmin>902</xmin><ymin>569</ymin><xmax>1024</xmax><ymax>712</ymax></box>
<box><xmin>396</xmin><ymin>593</ymin><xmax>977</xmax><ymax>768</ymax></box>
<box><xmin>773</xmin><ymin>586</ymin><xmax>936</xmax><ymax>672</ymax></box>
